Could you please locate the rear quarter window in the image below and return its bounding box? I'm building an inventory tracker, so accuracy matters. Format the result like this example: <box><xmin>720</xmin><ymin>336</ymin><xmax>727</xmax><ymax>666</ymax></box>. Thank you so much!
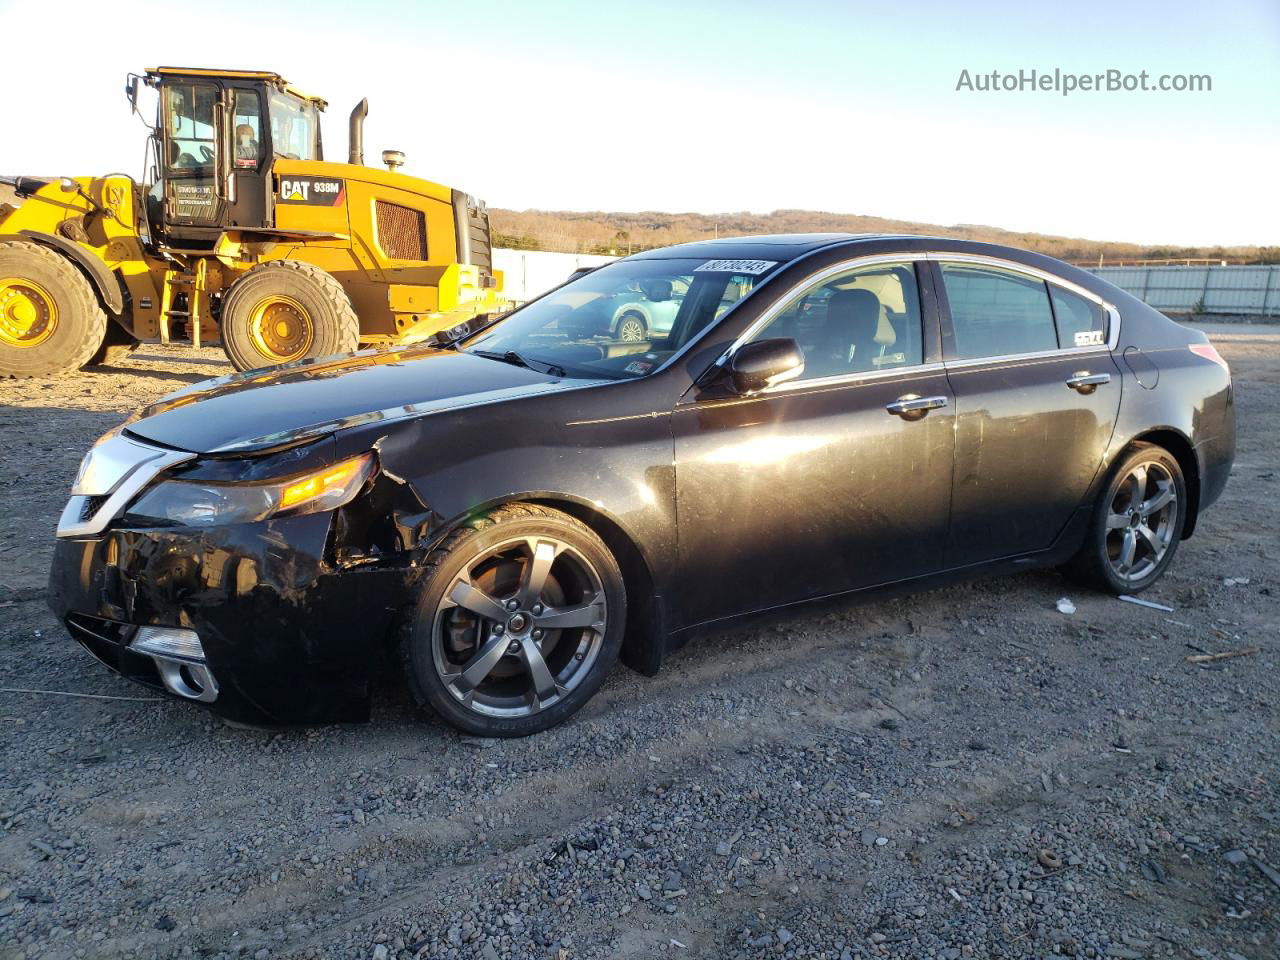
<box><xmin>1049</xmin><ymin>285</ymin><xmax>1109</xmax><ymax>348</ymax></box>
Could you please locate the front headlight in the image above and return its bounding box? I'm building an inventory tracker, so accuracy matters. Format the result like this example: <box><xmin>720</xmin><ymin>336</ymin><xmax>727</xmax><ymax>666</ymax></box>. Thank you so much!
<box><xmin>125</xmin><ymin>453</ymin><xmax>375</xmax><ymax>527</ymax></box>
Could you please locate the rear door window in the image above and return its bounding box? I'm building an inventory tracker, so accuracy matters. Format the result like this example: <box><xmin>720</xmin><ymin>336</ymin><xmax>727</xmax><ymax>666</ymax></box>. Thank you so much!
<box><xmin>939</xmin><ymin>263</ymin><xmax>1058</xmax><ymax>359</ymax></box>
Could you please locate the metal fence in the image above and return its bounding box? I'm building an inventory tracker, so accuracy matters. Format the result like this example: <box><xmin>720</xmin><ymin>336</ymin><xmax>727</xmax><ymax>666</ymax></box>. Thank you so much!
<box><xmin>1088</xmin><ymin>265</ymin><xmax>1280</xmax><ymax>316</ymax></box>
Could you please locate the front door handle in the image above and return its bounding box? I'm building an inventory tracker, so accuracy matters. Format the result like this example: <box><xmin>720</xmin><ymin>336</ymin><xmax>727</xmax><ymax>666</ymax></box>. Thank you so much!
<box><xmin>1066</xmin><ymin>371</ymin><xmax>1111</xmax><ymax>394</ymax></box>
<box><xmin>886</xmin><ymin>394</ymin><xmax>948</xmax><ymax>420</ymax></box>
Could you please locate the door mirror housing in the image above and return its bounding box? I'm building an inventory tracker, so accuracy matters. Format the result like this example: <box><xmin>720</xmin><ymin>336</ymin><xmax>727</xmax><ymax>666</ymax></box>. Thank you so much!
<box><xmin>727</xmin><ymin>338</ymin><xmax>805</xmax><ymax>394</ymax></box>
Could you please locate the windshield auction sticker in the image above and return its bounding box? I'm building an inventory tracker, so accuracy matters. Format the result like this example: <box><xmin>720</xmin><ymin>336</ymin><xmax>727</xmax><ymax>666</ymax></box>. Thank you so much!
<box><xmin>694</xmin><ymin>259</ymin><xmax>778</xmax><ymax>275</ymax></box>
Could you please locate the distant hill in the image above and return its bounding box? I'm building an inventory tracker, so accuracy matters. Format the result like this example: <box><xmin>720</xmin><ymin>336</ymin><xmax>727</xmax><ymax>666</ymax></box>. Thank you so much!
<box><xmin>4</xmin><ymin>183</ymin><xmax>1271</xmax><ymax>265</ymax></box>
<box><xmin>491</xmin><ymin>208</ymin><xmax>1278</xmax><ymax>265</ymax></box>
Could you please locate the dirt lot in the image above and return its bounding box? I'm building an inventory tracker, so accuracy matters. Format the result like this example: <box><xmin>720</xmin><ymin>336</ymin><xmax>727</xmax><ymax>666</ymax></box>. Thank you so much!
<box><xmin>0</xmin><ymin>329</ymin><xmax>1277</xmax><ymax>960</ymax></box>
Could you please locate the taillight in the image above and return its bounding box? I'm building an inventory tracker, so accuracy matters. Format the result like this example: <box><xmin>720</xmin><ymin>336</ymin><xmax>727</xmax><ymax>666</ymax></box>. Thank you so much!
<box><xmin>1189</xmin><ymin>342</ymin><xmax>1230</xmax><ymax>373</ymax></box>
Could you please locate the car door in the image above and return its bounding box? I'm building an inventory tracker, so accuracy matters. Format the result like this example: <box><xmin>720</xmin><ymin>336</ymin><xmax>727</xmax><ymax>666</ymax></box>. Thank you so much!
<box><xmin>933</xmin><ymin>257</ymin><xmax>1122</xmax><ymax>567</ymax></box>
<box><xmin>672</xmin><ymin>257</ymin><xmax>955</xmax><ymax>627</ymax></box>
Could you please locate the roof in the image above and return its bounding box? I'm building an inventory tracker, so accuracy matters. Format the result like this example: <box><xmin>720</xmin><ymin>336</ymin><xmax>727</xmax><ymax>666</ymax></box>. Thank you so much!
<box><xmin>144</xmin><ymin>67</ymin><xmax>327</xmax><ymax>109</ymax></box>
<box><xmin>625</xmin><ymin>233</ymin><xmax>1109</xmax><ymax>293</ymax></box>
<box><xmin>625</xmin><ymin>232</ymin><xmax>954</xmax><ymax>263</ymax></box>
<box><xmin>628</xmin><ymin>233</ymin><xmax>852</xmax><ymax>262</ymax></box>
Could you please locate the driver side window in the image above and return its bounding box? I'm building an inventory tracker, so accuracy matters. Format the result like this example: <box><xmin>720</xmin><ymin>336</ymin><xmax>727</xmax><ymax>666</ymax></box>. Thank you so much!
<box><xmin>750</xmin><ymin>261</ymin><xmax>924</xmax><ymax>381</ymax></box>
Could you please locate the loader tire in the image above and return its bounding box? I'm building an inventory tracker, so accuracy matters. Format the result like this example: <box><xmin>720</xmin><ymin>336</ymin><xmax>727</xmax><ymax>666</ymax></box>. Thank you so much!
<box><xmin>0</xmin><ymin>240</ymin><xmax>108</xmax><ymax>378</ymax></box>
<box><xmin>87</xmin><ymin>322</ymin><xmax>140</xmax><ymax>368</ymax></box>
<box><xmin>221</xmin><ymin>260</ymin><xmax>360</xmax><ymax>371</ymax></box>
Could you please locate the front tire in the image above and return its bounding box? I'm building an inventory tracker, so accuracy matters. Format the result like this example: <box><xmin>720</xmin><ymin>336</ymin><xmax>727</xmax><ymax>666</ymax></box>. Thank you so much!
<box><xmin>0</xmin><ymin>240</ymin><xmax>107</xmax><ymax>377</ymax></box>
<box><xmin>220</xmin><ymin>261</ymin><xmax>359</xmax><ymax>371</ymax></box>
<box><xmin>402</xmin><ymin>504</ymin><xmax>626</xmax><ymax>737</ymax></box>
<box><xmin>1067</xmin><ymin>442</ymin><xmax>1185</xmax><ymax>594</ymax></box>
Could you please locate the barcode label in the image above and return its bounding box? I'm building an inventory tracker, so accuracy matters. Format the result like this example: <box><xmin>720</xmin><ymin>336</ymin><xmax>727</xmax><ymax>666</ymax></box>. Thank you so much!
<box><xmin>694</xmin><ymin>259</ymin><xmax>777</xmax><ymax>275</ymax></box>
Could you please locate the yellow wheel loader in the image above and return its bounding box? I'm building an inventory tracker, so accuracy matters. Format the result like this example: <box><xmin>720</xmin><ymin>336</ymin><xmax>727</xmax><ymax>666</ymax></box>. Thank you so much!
<box><xmin>0</xmin><ymin>67</ymin><xmax>506</xmax><ymax>377</ymax></box>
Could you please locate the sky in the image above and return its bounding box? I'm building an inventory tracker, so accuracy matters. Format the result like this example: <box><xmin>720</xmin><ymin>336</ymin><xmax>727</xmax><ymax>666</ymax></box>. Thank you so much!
<box><xmin>1</xmin><ymin>0</ymin><xmax>1276</xmax><ymax>246</ymax></box>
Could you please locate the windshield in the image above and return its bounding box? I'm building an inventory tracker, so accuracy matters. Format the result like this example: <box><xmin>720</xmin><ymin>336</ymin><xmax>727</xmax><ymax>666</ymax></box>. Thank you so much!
<box><xmin>462</xmin><ymin>257</ymin><xmax>777</xmax><ymax>380</ymax></box>
<box><xmin>270</xmin><ymin>91</ymin><xmax>320</xmax><ymax>160</ymax></box>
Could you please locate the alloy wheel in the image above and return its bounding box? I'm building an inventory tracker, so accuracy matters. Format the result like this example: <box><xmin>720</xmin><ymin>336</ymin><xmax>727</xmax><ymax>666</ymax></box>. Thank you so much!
<box><xmin>1105</xmin><ymin>460</ymin><xmax>1179</xmax><ymax>584</ymax></box>
<box><xmin>431</xmin><ymin>536</ymin><xmax>608</xmax><ymax>718</ymax></box>
<box><xmin>617</xmin><ymin>315</ymin><xmax>645</xmax><ymax>341</ymax></box>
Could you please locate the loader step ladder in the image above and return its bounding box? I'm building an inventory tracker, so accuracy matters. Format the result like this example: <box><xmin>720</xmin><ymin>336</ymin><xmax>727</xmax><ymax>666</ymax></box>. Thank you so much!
<box><xmin>158</xmin><ymin>257</ymin><xmax>210</xmax><ymax>349</ymax></box>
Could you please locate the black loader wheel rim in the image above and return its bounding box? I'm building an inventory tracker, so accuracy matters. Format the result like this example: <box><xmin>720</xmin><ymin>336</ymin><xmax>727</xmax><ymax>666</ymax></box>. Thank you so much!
<box><xmin>431</xmin><ymin>535</ymin><xmax>608</xmax><ymax>719</ymax></box>
<box><xmin>1105</xmin><ymin>459</ymin><xmax>1179</xmax><ymax>585</ymax></box>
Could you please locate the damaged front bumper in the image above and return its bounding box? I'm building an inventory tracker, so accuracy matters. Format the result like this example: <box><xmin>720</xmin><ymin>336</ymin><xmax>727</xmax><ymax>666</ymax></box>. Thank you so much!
<box><xmin>47</xmin><ymin>425</ymin><xmax>442</xmax><ymax>725</ymax></box>
<box><xmin>48</xmin><ymin>507</ymin><xmax>416</xmax><ymax>726</ymax></box>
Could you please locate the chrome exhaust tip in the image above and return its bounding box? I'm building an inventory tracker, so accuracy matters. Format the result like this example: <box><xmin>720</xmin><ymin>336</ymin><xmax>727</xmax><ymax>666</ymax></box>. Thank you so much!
<box><xmin>152</xmin><ymin>658</ymin><xmax>220</xmax><ymax>703</ymax></box>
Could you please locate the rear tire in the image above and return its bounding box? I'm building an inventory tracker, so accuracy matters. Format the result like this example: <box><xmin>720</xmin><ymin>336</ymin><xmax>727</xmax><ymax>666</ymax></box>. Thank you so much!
<box><xmin>0</xmin><ymin>240</ymin><xmax>107</xmax><ymax>377</ymax></box>
<box><xmin>402</xmin><ymin>504</ymin><xmax>626</xmax><ymax>737</ymax></box>
<box><xmin>1066</xmin><ymin>442</ymin><xmax>1186</xmax><ymax>594</ymax></box>
<box><xmin>220</xmin><ymin>261</ymin><xmax>359</xmax><ymax>371</ymax></box>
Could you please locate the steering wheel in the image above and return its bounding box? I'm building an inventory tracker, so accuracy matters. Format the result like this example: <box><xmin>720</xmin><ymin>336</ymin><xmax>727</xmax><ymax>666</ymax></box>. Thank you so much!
<box><xmin>199</xmin><ymin>145</ymin><xmax>215</xmax><ymax>162</ymax></box>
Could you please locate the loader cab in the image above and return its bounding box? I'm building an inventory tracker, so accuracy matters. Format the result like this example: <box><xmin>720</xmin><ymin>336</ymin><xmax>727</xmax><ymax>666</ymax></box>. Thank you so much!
<box><xmin>141</xmin><ymin>68</ymin><xmax>325</xmax><ymax>246</ymax></box>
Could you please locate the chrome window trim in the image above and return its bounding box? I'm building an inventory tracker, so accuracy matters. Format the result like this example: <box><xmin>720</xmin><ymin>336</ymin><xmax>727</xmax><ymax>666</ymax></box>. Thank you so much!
<box><xmin>761</xmin><ymin>361</ymin><xmax>946</xmax><ymax>395</ymax></box>
<box><xmin>928</xmin><ymin>252</ymin><xmax>1122</xmax><ymax>353</ymax></box>
<box><xmin>717</xmin><ymin>250</ymin><xmax>1122</xmax><ymax>381</ymax></box>
<box><xmin>943</xmin><ymin>345</ymin><xmax>1109</xmax><ymax>371</ymax></box>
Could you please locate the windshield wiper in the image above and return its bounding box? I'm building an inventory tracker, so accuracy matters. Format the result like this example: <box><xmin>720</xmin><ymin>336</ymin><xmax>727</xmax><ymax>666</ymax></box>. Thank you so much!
<box><xmin>471</xmin><ymin>349</ymin><xmax>565</xmax><ymax>378</ymax></box>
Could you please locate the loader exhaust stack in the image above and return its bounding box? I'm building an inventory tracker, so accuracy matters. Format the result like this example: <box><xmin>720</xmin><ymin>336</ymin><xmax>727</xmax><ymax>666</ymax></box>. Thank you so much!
<box><xmin>349</xmin><ymin>99</ymin><xmax>368</xmax><ymax>166</ymax></box>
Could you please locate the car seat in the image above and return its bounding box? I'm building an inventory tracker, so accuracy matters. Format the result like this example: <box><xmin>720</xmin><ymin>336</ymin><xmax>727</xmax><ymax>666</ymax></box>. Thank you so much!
<box><xmin>818</xmin><ymin>289</ymin><xmax>897</xmax><ymax>375</ymax></box>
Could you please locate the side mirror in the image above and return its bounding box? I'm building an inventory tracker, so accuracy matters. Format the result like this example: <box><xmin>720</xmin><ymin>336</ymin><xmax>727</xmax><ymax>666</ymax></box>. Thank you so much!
<box><xmin>727</xmin><ymin>338</ymin><xmax>804</xmax><ymax>394</ymax></box>
<box><xmin>125</xmin><ymin>75</ymin><xmax>139</xmax><ymax>113</ymax></box>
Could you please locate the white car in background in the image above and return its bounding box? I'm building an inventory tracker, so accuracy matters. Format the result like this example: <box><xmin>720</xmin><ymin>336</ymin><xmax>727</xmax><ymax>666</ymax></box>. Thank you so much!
<box><xmin>593</xmin><ymin>277</ymin><xmax>688</xmax><ymax>340</ymax></box>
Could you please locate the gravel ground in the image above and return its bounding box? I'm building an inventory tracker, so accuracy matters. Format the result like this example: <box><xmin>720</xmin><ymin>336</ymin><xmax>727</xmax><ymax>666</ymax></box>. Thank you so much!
<box><xmin>0</xmin><ymin>329</ymin><xmax>1276</xmax><ymax>960</ymax></box>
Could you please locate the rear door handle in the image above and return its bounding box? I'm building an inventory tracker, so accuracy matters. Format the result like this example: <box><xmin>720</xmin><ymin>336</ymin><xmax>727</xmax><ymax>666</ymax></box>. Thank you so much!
<box><xmin>886</xmin><ymin>394</ymin><xmax>948</xmax><ymax>420</ymax></box>
<box><xmin>1066</xmin><ymin>371</ymin><xmax>1111</xmax><ymax>394</ymax></box>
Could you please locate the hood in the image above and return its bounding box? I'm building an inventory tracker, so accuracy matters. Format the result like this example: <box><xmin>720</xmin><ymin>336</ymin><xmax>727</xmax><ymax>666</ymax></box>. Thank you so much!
<box><xmin>124</xmin><ymin>345</ymin><xmax>585</xmax><ymax>454</ymax></box>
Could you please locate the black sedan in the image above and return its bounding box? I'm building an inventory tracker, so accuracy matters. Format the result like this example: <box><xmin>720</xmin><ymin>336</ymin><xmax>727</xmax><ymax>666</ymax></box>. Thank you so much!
<box><xmin>48</xmin><ymin>235</ymin><xmax>1235</xmax><ymax>736</ymax></box>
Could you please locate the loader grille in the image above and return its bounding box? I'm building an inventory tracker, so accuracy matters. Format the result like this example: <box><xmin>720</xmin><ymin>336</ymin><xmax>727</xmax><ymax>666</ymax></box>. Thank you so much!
<box><xmin>452</xmin><ymin>190</ymin><xmax>496</xmax><ymax>286</ymax></box>
<box><xmin>375</xmin><ymin>201</ymin><xmax>428</xmax><ymax>261</ymax></box>
<box><xmin>466</xmin><ymin>206</ymin><xmax>493</xmax><ymax>276</ymax></box>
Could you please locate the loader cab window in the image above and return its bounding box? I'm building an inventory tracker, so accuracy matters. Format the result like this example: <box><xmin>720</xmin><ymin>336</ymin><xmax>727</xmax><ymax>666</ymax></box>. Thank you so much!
<box><xmin>269</xmin><ymin>92</ymin><xmax>320</xmax><ymax>161</ymax></box>
<box><xmin>162</xmin><ymin>82</ymin><xmax>218</xmax><ymax>176</ymax></box>
<box><xmin>232</xmin><ymin>91</ymin><xmax>265</xmax><ymax>169</ymax></box>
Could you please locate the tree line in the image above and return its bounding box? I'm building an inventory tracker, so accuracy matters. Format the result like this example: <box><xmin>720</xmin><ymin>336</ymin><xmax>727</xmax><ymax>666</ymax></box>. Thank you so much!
<box><xmin>491</xmin><ymin>208</ymin><xmax>1278</xmax><ymax>265</ymax></box>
